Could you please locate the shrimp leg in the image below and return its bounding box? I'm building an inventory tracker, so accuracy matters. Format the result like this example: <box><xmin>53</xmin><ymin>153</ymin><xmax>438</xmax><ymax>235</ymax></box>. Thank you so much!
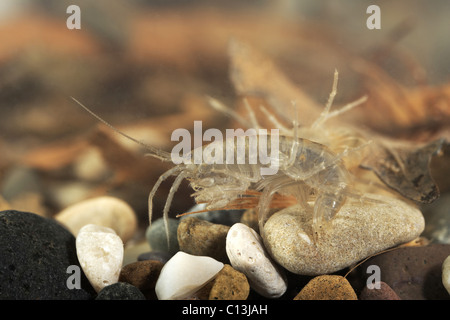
<box><xmin>148</xmin><ymin>166</ymin><xmax>182</xmax><ymax>228</ymax></box>
<box><xmin>161</xmin><ymin>170</ymin><xmax>188</xmax><ymax>249</ymax></box>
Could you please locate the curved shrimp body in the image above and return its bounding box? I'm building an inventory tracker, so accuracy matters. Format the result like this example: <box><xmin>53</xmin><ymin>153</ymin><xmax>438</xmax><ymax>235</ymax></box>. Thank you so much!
<box><xmin>72</xmin><ymin>70</ymin><xmax>364</xmax><ymax>248</ymax></box>
<box><xmin>177</xmin><ymin>134</ymin><xmax>351</xmax><ymax>241</ymax></box>
<box><xmin>185</xmin><ymin>134</ymin><xmax>274</xmax><ymax>209</ymax></box>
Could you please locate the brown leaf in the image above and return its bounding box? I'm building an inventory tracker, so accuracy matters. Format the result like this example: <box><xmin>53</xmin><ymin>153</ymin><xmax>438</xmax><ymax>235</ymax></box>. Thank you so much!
<box><xmin>228</xmin><ymin>39</ymin><xmax>322</xmax><ymax>127</ymax></box>
<box><xmin>351</xmin><ymin>59</ymin><xmax>450</xmax><ymax>137</ymax></box>
<box><xmin>361</xmin><ymin>138</ymin><xmax>446</xmax><ymax>203</ymax></box>
<box><xmin>227</xmin><ymin>40</ymin><xmax>449</xmax><ymax>204</ymax></box>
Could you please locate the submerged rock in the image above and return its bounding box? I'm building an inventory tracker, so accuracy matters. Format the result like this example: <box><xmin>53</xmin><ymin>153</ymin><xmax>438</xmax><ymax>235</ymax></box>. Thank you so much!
<box><xmin>76</xmin><ymin>224</ymin><xmax>124</xmax><ymax>293</ymax></box>
<box><xmin>294</xmin><ymin>275</ymin><xmax>357</xmax><ymax>300</ymax></box>
<box><xmin>226</xmin><ymin>223</ymin><xmax>287</xmax><ymax>298</ymax></box>
<box><xmin>0</xmin><ymin>210</ymin><xmax>95</xmax><ymax>299</ymax></box>
<box><xmin>178</xmin><ymin>217</ymin><xmax>230</xmax><ymax>263</ymax></box>
<box><xmin>443</xmin><ymin>255</ymin><xmax>450</xmax><ymax>295</ymax></box>
<box><xmin>207</xmin><ymin>264</ymin><xmax>250</xmax><ymax>300</ymax></box>
<box><xmin>96</xmin><ymin>282</ymin><xmax>146</xmax><ymax>300</ymax></box>
<box><xmin>55</xmin><ymin>196</ymin><xmax>137</xmax><ymax>243</ymax></box>
<box><xmin>155</xmin><ymin>251</ymin><xmax>224</xmax><ymax>300</ymax></box>
<box><xmin>360</xmin><ymin>243</ymin><xmax>450</xmax><ymax>300</ymax></box>
<box><xmin>145</xmin><ymin>217</ymin><xmax>180</xmax><ymax>255</ymax></box>
<box><xmin>359</xmin><ymin>281</ymin><xmax>401</xmax><ymax>300</ymax></box>
<box><xmin>263</xmin><ymin>193</ymin><xmax>425</xmax><ymax>275</ymax></box>
<box><xmin>119</xmin><ymin>260</ymin><xmax>163</xmax><ymax>299</ymax></box>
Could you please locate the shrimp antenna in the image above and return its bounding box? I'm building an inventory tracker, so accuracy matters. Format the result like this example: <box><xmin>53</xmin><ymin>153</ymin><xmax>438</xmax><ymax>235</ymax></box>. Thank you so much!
<box><xmin>312</xmin><ymin>70</ymin><xmax>367</xmax><ymax>128</ymax></box>
<box><xmin>311</xmin><ymin>69</ymin><xmax>338</xmax><ymax>128</ymax></box>
<box><xmin>71</xmin><ymin>97</ymin><xmax>172</xmax><ymax>162</ymax></box>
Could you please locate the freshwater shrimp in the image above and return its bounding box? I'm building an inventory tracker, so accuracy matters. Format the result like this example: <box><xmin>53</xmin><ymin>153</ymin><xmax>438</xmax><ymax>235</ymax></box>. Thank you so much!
<box><xmin>72</xmin><ymin>70</ymin><xmax>368</xmax><ymax>246</ymax></box>
<box><xmin>208</xmin><ymin>70</ymin><xmax>370</xmax><ymax>237</ymax></box>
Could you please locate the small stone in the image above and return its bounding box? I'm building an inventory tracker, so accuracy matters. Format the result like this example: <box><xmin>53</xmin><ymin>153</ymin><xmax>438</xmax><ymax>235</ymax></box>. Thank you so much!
<box><xmin>55</xmin><ymin>196</ymin><xmax>137</xmax><ymax>243</ymax></box>
<box><xmin>294</xmin><ymin>275</ymin><xmax>357</xmax><ymax>300</ymax></box>
<box><xmin>155</xmin><ymin>251</ymin><xmax>224</xmax><ymax>300</ymax></box>
<box><xmin>0</xmin><ymin>166</ymin><xmax>47</xmax><ymax>216</ymax></box>
<box><xmin>208</xmin><ymin>264</ymin><xmax>250</xmax><ymax>300</ymax></box>
<box><xmin>226</xmin><ymin>223</ymin><xmax>287</xmax><ymax>298</ymax></box>
<box><xmin>76</xmin><ymin>224</ymin><xmax>124</xmax><ymax>293</ymax></box>
<box><xmin>178</xmin><ymin>217</ymin><xmax>230</xmax><ymax>263</ymax></box>
<box><xmin>73</xmin><ymin>147</ymin><xmax>111</xmax><ymax>182</ymax></box>
<box><xmin>443</xmin><ymin>255</ymin><xmax>450</xmax><ymax>295</ymax></box>
<box><xmin>263</xmin><ymin>194</ymin><xmax>425</xmax><ymax>275</ymax></box>
<box><xmin>96</xmin><ymin>282</ymin><xmax>146</xmax><ymax>300</ymax></box>
<box><xmin>0</xmin><ymin>210</ymin><xmax>95</xmax><ymax>299</ymax></box>
<box><xmin>359</xmin><ymin>281</ymin><xmax>401</xmax><ymax>300</ymax></box>
<box><xmin>360</xmin><ymin>244</ymin><xmax>450</xmax><ymax>299</ymax></box>
<box><xmin>119</xmin><ymin>260</ymin><xmax>163</xmax><ymax>299</ymax></box>
<box><xmin>145</xmin><ymin>217</ymin><xmax>179</xmax><ymax>255</ymax></box>
<box><xmin>138</xmin><ymin>251</ymin><xmax>172</xmax><ymax>264</ymax></box>
<box><xmin>0</xmin><ymin>166</ymin><xmax>41</xmax><ymax>201</ymax></box>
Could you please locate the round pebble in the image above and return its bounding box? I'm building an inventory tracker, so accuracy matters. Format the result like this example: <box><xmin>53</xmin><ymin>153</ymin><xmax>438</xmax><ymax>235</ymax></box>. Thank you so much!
<box><xmin>263</xmin><ymin>194</ymin><xmax>425</xmax><ymax>275</ymax></box>
<box><xmin>0</xmin><ymin>166</ymin><xmax>41</xmax><ymax>201</ymax></box>
<box><xmin>155</xmin><ymin>251</ymin><xmax>224</xmax><ymax>300</ymax></box>
<box><xmin>294</xmin><ymin>275</ymin><xmax>357</xmax><ymax>300</ymax></box>
<box><xmin>0</xmin><ymin>210</ymin><xmax>95</xmax><ymax>299</ymax></box>
<box><xmin>96</xmin><ymin>282</ymin><xmax>146</xmax><ymax>300</ymax></box>
<box><xmin>226</xmin><ymin>223</ymin><xmax>287</xmax><ymax>299</ymax></box>
<box><xmin>208</xmin><ymin>264</ymin><xmax>250</xmax><ymax>300</ymax></box>
<box><xmin>178</xmin><ymin>217</ymin><xmax>230</xmax><ymax>263</ymax></box>
<box><xmin>55</xmin><ymin>196</ymin><xmax>137</xmax><ymax>243</ymax></box>
<box><xmin>145</xmin><ymin>217</ymin><xmax>180</xmax><ymax>255</ymax></box>
<box><xmin>360</xmin><ymin>244</ymin><xmax>450</xmax><ymax>299</ymax></box>
<box><xmin>119</xmin><ymin>260</ymin><xmax>163</xmax><ymax>299</ymax></box>
<box><xmin>359</xmin><ymin>281</ymin><xmax>401</xmax><ymax>300</ymax></box>
<box><xmin>76</xmin><ymin>224</ymin><xmax>124</xmax><ymax>293</ymax></box>
<box><xmin>443</xmin><ymin>255</ymin><xmax>450</xmax><ymax>295</ymax></box>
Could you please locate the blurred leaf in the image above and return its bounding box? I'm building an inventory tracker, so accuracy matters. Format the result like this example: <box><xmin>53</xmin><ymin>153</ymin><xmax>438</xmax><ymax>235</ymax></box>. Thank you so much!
<box><xmin>361</xmin><ymin>138</ymin><xmax>446</xmax><ymax>203</ymax></box>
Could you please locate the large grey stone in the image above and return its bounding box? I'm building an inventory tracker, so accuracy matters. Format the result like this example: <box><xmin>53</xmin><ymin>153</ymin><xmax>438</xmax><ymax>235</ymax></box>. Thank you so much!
<box><xmin>263</xmin><ymin>194</ymin><xmax>425</xmax><ymax>275</ymax></box>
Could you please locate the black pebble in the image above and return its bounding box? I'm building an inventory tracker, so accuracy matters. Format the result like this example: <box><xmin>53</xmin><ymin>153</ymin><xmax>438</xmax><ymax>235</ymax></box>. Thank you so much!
<box><xmin>96</xmin><ymin>282</ymin><xmax>146</xmax><ymax>300</ymax></box>
<box><xmin>0</xmin><ymin>210</ymin><xmax>95</xmax><ymax>299</ymax></box>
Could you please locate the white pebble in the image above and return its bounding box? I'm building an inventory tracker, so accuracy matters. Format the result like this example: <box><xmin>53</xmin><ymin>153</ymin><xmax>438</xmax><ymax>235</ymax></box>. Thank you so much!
<box><xmin>155</xmin><ymin>251</ymin><xmax>224</xmax><ymax>300</ymax></box>
<box><xmin>55</xmin><ymin>196</ymin><xmax>137</xmax><ymax>243</ymax></box>
<box><xmin>76</xmin><ymin>224</ymin><xmax>124</xmax><ymax>293</ymax></box>
<box><xmin>226</xmin><ymin>223</ymin><xmax>287</xmax><ymax>298</ymax></box>
<box><xmin>443</xmin><ymin>255</ymin><xmax>450</xmax><ymax>295</ymax></box>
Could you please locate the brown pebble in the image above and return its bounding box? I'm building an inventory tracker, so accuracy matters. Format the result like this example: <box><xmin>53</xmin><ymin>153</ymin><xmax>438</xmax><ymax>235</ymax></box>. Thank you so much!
<box><xmin>359</xmin><ymin>281</ymin><xmax>401</xmax><ymax>300</ymax></box>
<box><xmin>294</xmin><ymin>275</ymin><xmax>357</xmax><ymax>300</ymax></box>
<box><xmin>360</xmin><ymin>244</ymin><xmax>450</xmax><ymax>299</ymax></box>
<box><xmin>119</xmin><ymin>260</ymin><xmax>164</xmax><ymax>299</ymax></box>
<box><xmin>209</xmin><ymin>264</ymin><xmax>250</xmax><ymax>300</ymax></box>
<box><xmin>189</xmin><ymin>264</ymin><xmax>250</xmax><ymax>300</ymax></box>
<box><xmin>177</xmin><ymin>217</ymin><xmax>230</xmax><ymax>263</ymax></box>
